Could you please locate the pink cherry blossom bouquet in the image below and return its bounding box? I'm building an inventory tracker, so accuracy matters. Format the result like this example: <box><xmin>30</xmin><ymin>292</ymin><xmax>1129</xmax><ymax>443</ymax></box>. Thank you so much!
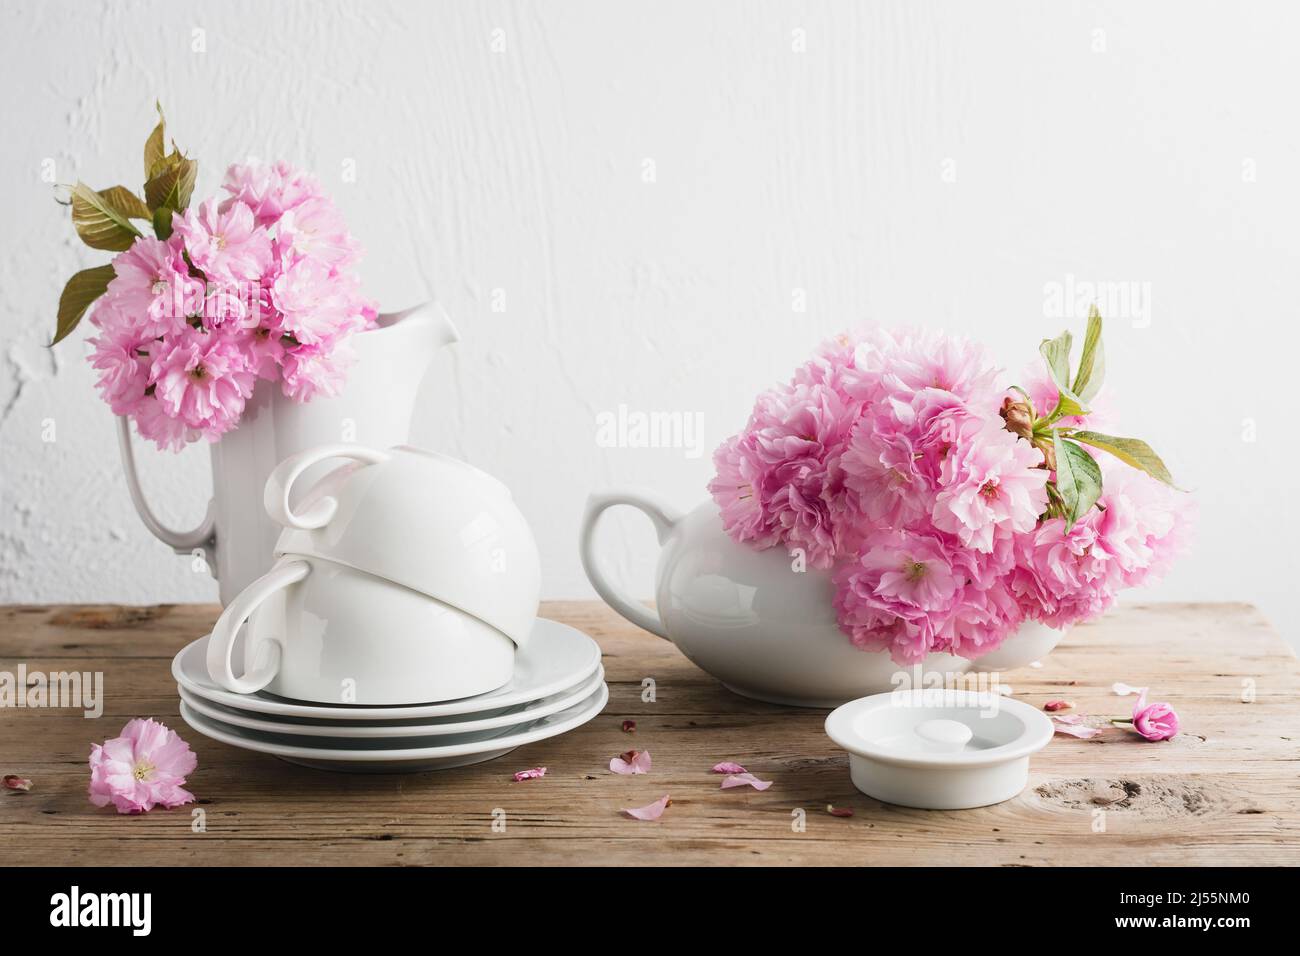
<box><xmin>52</xmin><ymin>104</ymin><xmax>376</xmax><ymax>450</ymax></box>
<box><xmin>709</xmin><ymin>310</ymin><xmax>1192</xmax><ymax>664</ymax></box>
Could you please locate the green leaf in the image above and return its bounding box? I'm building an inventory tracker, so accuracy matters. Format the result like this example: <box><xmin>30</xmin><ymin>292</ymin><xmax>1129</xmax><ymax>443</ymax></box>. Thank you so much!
<box><xmin>97</xmin><ymin>185</ymin><xmax>150</xmax><ymax>220</ymax></box>
<box><xmin>52</xmin><ymin>264</ymin><xmax>116</xmax><ymax>346</ymax></box>
<box><xmin>144</xmin><ymin>152</ymin><xmax>197</xmax><ymax>216</ymax></box>
<box><xmin>1069</xmin><ymin>431</ymin><xmax>1179</xmax><ymax>488</ymax></box>
<box><xmin>152</xmin><ymin>205</ymin><xmax>175</xmax><ymax>239</ymax></box>
<box><xmin>1052</xmin><ymin>433</ymin><xmax>1104</xmax><ymax>530</ymax></box>
<box><xmin>70</xmin><ymin>182</ymin><xmax>144</xmax><ymax>251</ymax></box>
<box><xmin>1039</xmin><ymin>328</ymin><xmax>1090</xmax><ymax>418</ymax></box>
<box><xmin>144</xmin><ymin>102</ymin><xmax>167</xmax><ymax>179</ymax></box>
<box><xmin>1039</xmin><ymin>329</ymin><xmax>1073</xmax><ymax>388</ymax></box>
<box><xmin>1072</xmin><ymin>305</ymin><xmax>1106</xmax><ymax>403</ymax></box>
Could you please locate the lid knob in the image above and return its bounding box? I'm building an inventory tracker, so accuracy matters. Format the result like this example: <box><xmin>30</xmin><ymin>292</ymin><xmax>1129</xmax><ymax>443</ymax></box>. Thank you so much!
<box><xmin>914</xmin><ymin>718</ymin><xmax>973</xmax><ymax>753</ymax></box>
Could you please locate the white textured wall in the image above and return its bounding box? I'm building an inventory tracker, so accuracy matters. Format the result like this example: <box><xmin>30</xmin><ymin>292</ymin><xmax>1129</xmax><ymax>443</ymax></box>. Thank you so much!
<box><xmin>2</xmin><ymin>0</ymin><xmax>1297</xmax><ymax>647</ymax></box>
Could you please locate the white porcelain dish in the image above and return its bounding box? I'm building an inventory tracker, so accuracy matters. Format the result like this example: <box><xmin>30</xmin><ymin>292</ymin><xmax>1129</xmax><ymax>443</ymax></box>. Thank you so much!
<box><xmin>824</xmin><ymin>689</ymin><xmax>1054</xmax><ymax>810</ymax></box>
<box><xmin>177</xmin><ymin>665</ymin><xmax>605</xmax><ymax>739</ymax></box>
<box><xmin>173</xmin><ymin>618</ymin><xmax>601</xmax><ymax>720</ymax></box>
<box><xmin>207</xmin><ymin>555</ymin><xmax>514</xmax><ymax>703</ymax></box>
<box><xmin>178</xmin><ymin>682</ymin><xmax>609</xmax><ymax>773</ymax></box>
<box><xmin>268</xmin><ymin>443</ymin><xmax>541</xmax><ymax>647</ymax></box>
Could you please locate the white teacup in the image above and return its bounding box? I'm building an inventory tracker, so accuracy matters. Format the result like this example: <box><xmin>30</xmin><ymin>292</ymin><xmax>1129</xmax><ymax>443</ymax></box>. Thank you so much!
<box><xmin>206</xmin><ymin>555</ymin><xmax>514</xmax><ymax>705</ymax></box>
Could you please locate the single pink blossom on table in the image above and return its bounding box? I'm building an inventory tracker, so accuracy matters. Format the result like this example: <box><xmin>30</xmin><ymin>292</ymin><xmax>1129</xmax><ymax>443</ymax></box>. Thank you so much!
<box><xmin>622</xmin><ymin>794</ymin><xmax>671</xmax><ymax>821</ymax></box>
<box><xmin>609</xmin><ymin>749</ymin><xmax>652</xmax><ymax>775</ymax></box>
<box><xmin>720</xmin><ymin>773</ymin><xmax>772</xmax><ymax>791</ymax></box>
<box><xmin>173</xmin><ymin>198</ymin><xmax>272</xmax><ymax>284</ymax></box>
<box><xmin>3</xmin><ymin>774</ymin><xmax>32</xmax><ymax>792</ymax></box>
<box><xmin>150</xmin><ymin>328</ymin><xmax>256</xmax><ymax>440</ymax></box>
<box><xmin>512</xmin><ymin>767</ymin><xmax>546</xmax><ymax>781</ymax></box>
<box><xmin>1117</xmin><ymin>684</ymin><xmax>1180</xmax><ymax>741</ymax></box>
<box><xmin>711</xmin><ymin>761</ymin><xmax>747</xmax><ymax>775</ymax></box>
<box><xmin>88</xmin><ymin>718</ymin><xmax>196</xmax><ymax>814</ymax></box>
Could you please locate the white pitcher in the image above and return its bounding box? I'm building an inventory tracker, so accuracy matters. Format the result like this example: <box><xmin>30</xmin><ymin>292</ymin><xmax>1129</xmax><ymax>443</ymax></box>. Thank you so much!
<box><xmin>116</xmin><ymin>302</ymin><xmax>460</xmax><ymax>605</ymax></box>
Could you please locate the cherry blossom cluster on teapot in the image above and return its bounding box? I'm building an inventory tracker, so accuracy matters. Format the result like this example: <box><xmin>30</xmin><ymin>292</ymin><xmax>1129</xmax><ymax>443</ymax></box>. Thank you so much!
<box><xmin>51</xmin><ymin>103</ymin><xmax>374</xmax><ymax>450</ymax></box>
<box><xmin>708</xmin><ymin>308</ymin><xmax>1193</xmax><ymax>665</ymax></box>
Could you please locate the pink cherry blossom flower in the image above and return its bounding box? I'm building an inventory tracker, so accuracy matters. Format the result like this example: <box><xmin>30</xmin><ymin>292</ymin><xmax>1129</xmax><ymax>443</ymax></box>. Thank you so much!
<box><xmin>1132</xmin><ymin>697</ymin><xmax>1179</xmax><ymax>741</ymax></box>
<box><xmin>150</xmin><ymin>328</ymin><xmax>256</xmax><ymax>440</ymax></box>
<box><xmin>276</xmin><ymin>196</ymin><xmax>359</xmax><ymax>267</ymax></box>
<box><xmin>609</xmin><ymin>749</ymin><xmax>652</xmax><ymax>775</ymax></box>
<box><xmin>173</xmin><ymin>198</ymin><xmax>273</xmax><ymax>284</ymax></box>
<box><xmin>221</xmin><ymin>160</ymin><xmax>322</xmax><ymax>226</ymax></box>
<box><xmin>932</xmin><ymin>422</ymin><xmax>1048</xmax><ymax>553</ymax></box>
<box><xmin>88</xmin><ymin>718</ymin><xmax>196</xmax><ymax>814</ymax></box>
<box><xmin>720</xmin><ymin>773</ymin><xmax>772</xmax><ymax>791</ymax></box>
<box><xmin>622</xmin><ymin>794</ymin><xmax>671</xmax><ymax>821</ymax></box>
<box><xmin>87</xmin><ymin>307</ymin><xmax>152</xmax><ymax>416</ymax></box>
<box><xmin>512</xmin><ymin>767</ymin><xmax>546</xmax><ymax>781</ymax></box>
<box><xmin>280</xmin><ymin>340</ymin><xmax>354</xmax><ymax>403</ymax></box>
<box><xmin>101</xmin><ymin>236</ymin><xmax>200</xmax><ymax>339</ymax></box>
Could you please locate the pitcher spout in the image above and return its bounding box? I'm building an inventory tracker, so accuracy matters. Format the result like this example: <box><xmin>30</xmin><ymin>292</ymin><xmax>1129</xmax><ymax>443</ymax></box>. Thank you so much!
<box><xmin>376</xmin><ymin>301</ymin><xmax>461</xmax><ymax>350</ymax></box>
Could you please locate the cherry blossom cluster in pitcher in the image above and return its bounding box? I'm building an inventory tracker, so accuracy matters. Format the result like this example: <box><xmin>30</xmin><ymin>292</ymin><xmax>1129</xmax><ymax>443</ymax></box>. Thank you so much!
<box><xmin>709</xmin><ymin>310</ymin><xmax>1193</xmax><ymax>665</ymax></box>
<box><xmin>52</xmin><ymin>104</ymin><xmax>376</xmax><ymax>450</ymax></box>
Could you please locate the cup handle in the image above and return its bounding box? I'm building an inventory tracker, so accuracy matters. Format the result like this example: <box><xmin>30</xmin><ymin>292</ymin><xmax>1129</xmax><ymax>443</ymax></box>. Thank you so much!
<box><xmin>263</xmin><ymin>443</ymin><xmax>391</xmax><ymax>530</ymax></box>
<box><xmin>206</xmin><ymin>559</ymin><xmax>311</xmax><ymax>694</ymax></box>
<box><xmin>579</xmin><ymin>490</ymin><xmax>682</xmax><ymax>641</ymax></box>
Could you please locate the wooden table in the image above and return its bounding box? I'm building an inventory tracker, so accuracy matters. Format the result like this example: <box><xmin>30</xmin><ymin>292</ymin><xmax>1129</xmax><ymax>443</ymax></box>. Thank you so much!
<box><xmin>1</xmin><ymin>601</ymin><xmax>1297</xmax><ymax>866</ymax></box>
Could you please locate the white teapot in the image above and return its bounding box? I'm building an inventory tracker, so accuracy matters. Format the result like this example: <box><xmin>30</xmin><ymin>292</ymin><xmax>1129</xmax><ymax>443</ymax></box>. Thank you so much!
<box><xmin>580</xmin><ymin>492</ymin><xmax>1063</xmax><ymax>708</ymax></box>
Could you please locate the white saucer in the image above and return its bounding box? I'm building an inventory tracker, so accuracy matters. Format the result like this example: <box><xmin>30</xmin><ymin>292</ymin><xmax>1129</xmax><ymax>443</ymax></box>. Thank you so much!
<box><xmin>173</xmin><ymin>618</ymin><xmax>601</xmax><ymax>720</ymax></box>
<box><xmin>178</xmin><ymin>682</ymin><xmax>609</xmax><ymax>773</ymax></box>
<box><xmin>177</xmin><ymin>665</ymin><xmax>605</xmax><ymax>739</ymax></box>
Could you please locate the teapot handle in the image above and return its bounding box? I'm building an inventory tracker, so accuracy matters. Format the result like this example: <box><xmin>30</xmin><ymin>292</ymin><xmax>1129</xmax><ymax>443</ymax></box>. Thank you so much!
<box><xmin>263</xmin><ymin>443</ymin><xmax>391</xmax><ymax>530</ymax></box>
<box><xmin>116</xmin><ymin>416</ymin><xmax>217</xmax><ymax>557</ymax></box>
<box><xmin>579</xmin><ymin>490</ymin><xmax>682</xmax><ymax>641</ymax></box>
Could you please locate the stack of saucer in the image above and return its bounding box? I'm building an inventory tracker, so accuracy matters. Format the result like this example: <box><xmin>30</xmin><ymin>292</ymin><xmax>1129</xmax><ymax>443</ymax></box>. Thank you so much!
<box><xmin>174</xmin><ymin>618</ymin><xmax>606</xmax><ymax>773</ymax></box>
<box><xmin>175</xmin><ymin>442</ymin><xmax>607</xmax><ymax>772</ymax></box>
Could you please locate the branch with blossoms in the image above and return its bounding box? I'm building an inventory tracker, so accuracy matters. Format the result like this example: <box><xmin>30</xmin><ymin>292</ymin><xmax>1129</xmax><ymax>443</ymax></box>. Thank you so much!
<box><xmin>1000</xmin><ymin>305</ymin><xmax>1180</xmax><ymax>530</ymax></box>
<box><xmin>49</xmin><ymin>103</ymin><xmax>375</xmax><ymax>451</ymax></box>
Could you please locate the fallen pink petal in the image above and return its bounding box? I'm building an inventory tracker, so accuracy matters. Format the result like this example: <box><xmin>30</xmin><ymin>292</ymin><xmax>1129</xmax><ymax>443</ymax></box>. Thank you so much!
<box><xmin>711</xmin><ymin>761</ymin><xmax>747</xmax><ymax>775</ymax></box>
<box><xmin>1043</xmin><ymin>699</ymin><xmax>1074</xmax><ymax>712</ymax></box>
<box><xmin>720</xmin><ymin>772</ymin><xmax>773</xmax><ymax>791</ymax></box>
<box><xmin>1051</xmin><ymin>716</ymin><xmax>1102</xmax><ymax>739</ymax></box>
<box><xmin>1112</xmin><ymin>682</ymin><xmax>1143</xmax><ymax>697</ymax></box>
<box><xmin>826</xmin><ymin>804</ymin><xmax>854</xmax><ymax>818</ymax></box>
<box><xmin>621</xmin><ymin>720</ymin><xmax>636</xmax><ymax>733</ymax></box>
<box><xmin>512</xmin><ymin>767</ymin><xmax>546</xmax><ymax>781</ymax></box>
<box><xmin>623</xmin><ymin>794</ymin><xmax>671</xmax><ymax>821</ymax></box>
<box><xmin>3</xmin><ymin>775</ymin><xmax>32</xmax><ymax>792</ymax></box>
<box><xmin>609</xmin><ymin>749</ymin><xmax>652</xmax><ymax>775</ymax></box>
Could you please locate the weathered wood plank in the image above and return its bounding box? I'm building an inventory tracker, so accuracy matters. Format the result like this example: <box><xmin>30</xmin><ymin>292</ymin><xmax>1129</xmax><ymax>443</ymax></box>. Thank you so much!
<box><xmin>1</xmin><ymin>602</ymin><xmax>1297</xmax><ymax>866</ymax></box>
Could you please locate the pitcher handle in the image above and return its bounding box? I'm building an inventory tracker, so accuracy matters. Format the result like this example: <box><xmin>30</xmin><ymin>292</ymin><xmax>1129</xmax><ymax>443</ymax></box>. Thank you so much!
<box><xmin>579</xmin><ymin>489</ymin><xmax>682</xmax><ymax>641</ymax></box>
<box><xmin>116</xmin><ymin>417</ymin><xmax>216</xmax><ymax>554</ymax></box>
<box><xmin>206</xmin><ymin>559</ymin><xmax>311</xmax><ymax>694</ymax></box>
<box><xmin>263</xmin><ymin>443</ymin><xmax>391</xmax><ymax>530</ymax></box>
